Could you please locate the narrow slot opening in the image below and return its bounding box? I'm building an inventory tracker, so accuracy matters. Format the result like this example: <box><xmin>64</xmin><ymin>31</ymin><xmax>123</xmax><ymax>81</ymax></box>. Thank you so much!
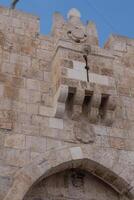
<box><xmin>66</xmin><ymin>87</ymin><xmax>76</xmax><ymax>116</ymax></box>
<box><xmin>99</xmin><ymin>94</ymin><xmax>109</xmax><ymax>119</ymax></box>
<box><xmin>82</xmin><ymin>90</ymin><xmax>93</xmax><ymax>116</ymax></box>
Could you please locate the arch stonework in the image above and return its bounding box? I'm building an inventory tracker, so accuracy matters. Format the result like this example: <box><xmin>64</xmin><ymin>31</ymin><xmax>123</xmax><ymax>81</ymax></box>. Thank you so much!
<box><xmin>3</xmin><ymin>146</ymin><xmax>134</xmax><ymax>200</ymax></box>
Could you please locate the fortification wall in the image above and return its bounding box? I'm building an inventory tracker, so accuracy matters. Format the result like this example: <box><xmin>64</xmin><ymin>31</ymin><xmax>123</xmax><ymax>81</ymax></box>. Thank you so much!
<box><xmin>0</xmin><ymin>6</ymin><xmax>134</xmax><ymax>200</ymax></box>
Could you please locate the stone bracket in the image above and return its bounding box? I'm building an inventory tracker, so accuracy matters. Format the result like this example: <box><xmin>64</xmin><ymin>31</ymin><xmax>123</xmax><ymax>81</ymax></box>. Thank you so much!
<box><xmin>71</xmin><ymin>89</ymin><xmax>85</xmax><ymax>120</ymax></box>
<box><xmin>101</xmin><ymin>95</ymin><xmax>117</xmax><ymax>126</ymax></box>
<box><xmin>54</xmin><ymin>85</ymin><xmax>116</xmax><ymax>126</ymax></box>
<box><xmin>87</xmin><ymin>91</ymin><xmax>102</xmax><ymax>123</ymax></box>
<box><xmin>54</xmin><ymin>84</ymin><xmax>69</xmax><ymax>118</ymax></box>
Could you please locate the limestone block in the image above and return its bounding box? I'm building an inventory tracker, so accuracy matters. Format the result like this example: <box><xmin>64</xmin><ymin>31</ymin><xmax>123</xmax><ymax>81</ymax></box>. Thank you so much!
<box><xmin>19</xmin><ymin>89</ymin><xmax>30</xmax><ymax>103</ymax></box>
<box><xmin>103</xmin><ymin>110</ymin><xmax>115</xmax><ymax>126</ymax></box>
<box><xmin>70</xmin><ymin>147</ymin><xmax>83</xmax><ymax>160</ymax></box>
<box><xmin>46</xmin><ymin>138</ymin><xmax>63</xmax><ymax>150</ymax></box>
<box><xmin>0</xmin><ymin>84</ymin><xmax>4</xmax><ymax>97</ymax></box>
<box><xmin>4</xmin><ymin>148</ymin><xmax>30</xmax><ymax>167</ymax></box>
<box><xmin>28</xmin><ymin>90</ymin><xmax>41</xmax><ymax>104</ymax></box>
<box><xmin>0</xmin><ymin>164</ymin><xmax>17</xmax><ymax>178</ymax></box>
<box><xmin>30</xmin><ymin>152</ymin><xmax>41</xmax><ymax>161</ymax></box>
<box><xmin>91</xmin><ymin>46</ymin><xmax>114</xmax><ymax>58</ymax></box>
<box><xmin>0</xmin><ymin>110</ymin><xmax>14</xmax><ymax>130</ymax></box>
<box><xmin>61</xmin><ymin>59</ymin><xmax>73</xmax><ymax>68</ymax></box>
<box><xmin>0</xmin><ymin>176</ymin><xmax>12</xmax><ymax>200</ymax></box>
<box><xmin>0</xmin><ymin>133</ymin><xmax>4</xmax><ymax>146</ymax></box>
<box><xmin>37</xmin><ymin>49</ymin><xmax>52</xmax><ymax>62</ymax></box>
<box><xmin>39</xmin><ymin>105</ymin><xmax>54</xmax><ymax>117</ymax></box>
<box><xmin>93</xmin><ymin>125</ymin><xmax>108</xmax><ymax>136</ymax></box>
<box><xmin>109</xmin><ymin>137</ymin><xmax>126</xmax><ymax>150</ymax></box>
<box><xmin>1</xmin><ymin>62</ymin><xmax>15</xmax><ymax>74</ymax></box>
<box><xmin>125</xmin><ymin>139</ymin><xmax>134</xmax><ymax>151</ymax></box>
<box><xmin>67</xmin><ymin>64</ymin><xmax>86</xmax><ymax>81</ymax></box>
<box><xmin>17</xmin><ymin>113</ymin><xmax>31</xmax><ymax>124</ymax></box>
<box><xmin>100</xmin><ymin>136</ymin><xmax>111</xmax><ymax>148</ymax></box>
<box><xmin>67</xmin><ymin>61</ymin><xmax>112</xmax><ymax>86</ymax></box>
<box><xmin>31</xmin><ymin>115</ymin><xmax>49</xmax><ymax>126</ymax></box>
<box><xmin>0</xmin><ymin>122</ymin><xmax>12</xmax><ymax>130</ymax></box>
<box><xmin>26</xmin><ymin>103</ymin><xmax>38</xmax><ymax>114</ymax></box>
<box><xmin>89</xmin><ymin>73</ymin><xmax>109</xmax><ymax>86</ymax></box>
<box><xmin>21</xmin><ymin>123</ymin><xmax>40</xmax><ymax>136</ymax></box>
<box><xmin>44</xmin><ymin>72</ymin><xmax>51</xmax><ymax>82</ymax></box>
<box><xmin>114</xmin><ymin>41</ymin><xmax>127</xmax><ymax>52</ymax></box>
<box><xmin>26</xmin><ymin>79</ymin><xmax>40</xmax><ymax>91</ymax></box>
<box><xmin>4</xmin><ymin>134</ymin><xmax>25</xmax><ymax>149</ymax></box>
<box><xmin>49</xmin><ymin>118</ymin><xmax>63</xmax><ymax>130</ymax></box>
<box><xmin>26</xmin><ymin>136</ymin><xmax>46</xmax><ymax>153</ymax></box>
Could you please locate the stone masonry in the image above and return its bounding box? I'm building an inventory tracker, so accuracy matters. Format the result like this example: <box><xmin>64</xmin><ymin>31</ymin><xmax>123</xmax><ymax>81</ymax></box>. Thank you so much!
<box><xmin>0</xmin><ymin>5</ymin><xmax>134</xmax><ymax>200</ymax></box>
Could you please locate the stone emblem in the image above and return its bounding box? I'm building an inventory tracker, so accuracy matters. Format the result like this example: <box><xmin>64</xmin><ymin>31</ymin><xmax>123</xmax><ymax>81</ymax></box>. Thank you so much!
<box><xmin>74</xmin><ymin>120</ymin><xmax>95</xmax><ymax>143</ymax></box>
<box><xmin>67</xmin><ymin>28</ymin><xmax>87</xmax><ymax>43</ymax></box>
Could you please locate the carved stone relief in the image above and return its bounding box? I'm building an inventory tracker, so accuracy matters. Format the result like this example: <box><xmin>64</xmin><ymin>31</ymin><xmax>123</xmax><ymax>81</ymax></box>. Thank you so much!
<box><xmin>74</xmin><ymin>120</ymin><xmax>95</xmax><ymax>143</ymax></box>
<box><xmin>67</xmin><ymin>28</ymin><xmax>87</xmax><ymax>43</ymax></box>
<box><xmin>24</xmin><ymin>169</ymin><xmax>120</xmax><ymax>200</ymax></box>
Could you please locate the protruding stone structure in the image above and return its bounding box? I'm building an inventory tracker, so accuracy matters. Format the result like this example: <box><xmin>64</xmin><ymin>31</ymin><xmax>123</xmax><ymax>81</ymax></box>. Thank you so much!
<box><xmin>0</xmin><ymin>6</ymin><xmax>134</xmax><ymax>200</ymax></box>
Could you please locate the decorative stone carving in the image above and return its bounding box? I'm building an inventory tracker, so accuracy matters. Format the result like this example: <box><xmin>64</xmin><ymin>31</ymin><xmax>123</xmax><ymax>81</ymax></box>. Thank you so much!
<box><xmin>67</xmin><ymin>28</ymin><xmax>87</xmax><ymax>43</ymax></box>
<box><xmin>74</xmin><ymin>120</ymin><xmax>95</xmax><ymax>143</ymax></box>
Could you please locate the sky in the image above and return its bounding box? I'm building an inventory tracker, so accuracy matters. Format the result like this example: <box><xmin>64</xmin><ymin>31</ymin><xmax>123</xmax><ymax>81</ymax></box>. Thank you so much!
<box><xmin>0</xmin><ymin>0</ymin><xmax>134</xmax><ymax>46</ymax></box>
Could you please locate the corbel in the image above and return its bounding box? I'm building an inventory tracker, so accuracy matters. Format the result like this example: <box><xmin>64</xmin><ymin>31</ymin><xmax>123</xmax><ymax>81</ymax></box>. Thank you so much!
<box><xmin>55</xmin><ymin>84</ymin><xmax>69</xmax><ymax>118</ymax></box>
<box><xmin>71</xmin><ymin>89</ymin><xmax>85</xmax><ymax>120</ymax></box>
<box><xmin>87</xmin><ymin>91</ymin><xmax>102</xmax><ymax>123</ymax></box>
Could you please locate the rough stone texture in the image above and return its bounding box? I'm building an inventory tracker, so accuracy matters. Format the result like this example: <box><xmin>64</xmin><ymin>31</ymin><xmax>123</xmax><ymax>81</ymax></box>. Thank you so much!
<box><xmin>0</xmin><ymin>5</ymin><xmax>133</xmax><ymax>200</ymax></box>
<box><xmin>24</xmin><ymin>169</ymin><xmax>119</xmax><ymax>200</ymax></box>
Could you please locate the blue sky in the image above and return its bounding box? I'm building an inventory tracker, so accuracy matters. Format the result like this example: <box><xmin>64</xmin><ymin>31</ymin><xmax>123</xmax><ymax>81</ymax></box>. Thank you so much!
<box><xmin>0</xmin><ymin>0</ymin><xmax>134</xmax><ymax>46</ymax></box>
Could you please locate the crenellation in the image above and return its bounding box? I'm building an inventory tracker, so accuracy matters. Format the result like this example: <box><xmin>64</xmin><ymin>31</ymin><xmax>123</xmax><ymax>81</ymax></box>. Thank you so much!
<box><xmin>0</xmin><ymin>5</ymin><xmax>133</xmax><ymax>200</ymax></box>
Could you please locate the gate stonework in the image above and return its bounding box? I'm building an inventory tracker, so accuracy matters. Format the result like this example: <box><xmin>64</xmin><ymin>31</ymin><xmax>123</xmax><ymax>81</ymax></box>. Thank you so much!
<box><xmin>0</xmin><ymin>6</ymin><xmax>134</xmax><ymax>200</ymax></box>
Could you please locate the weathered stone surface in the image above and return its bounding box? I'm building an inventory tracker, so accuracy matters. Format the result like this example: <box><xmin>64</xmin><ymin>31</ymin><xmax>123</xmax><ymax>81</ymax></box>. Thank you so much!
<box><xmin>24</xmin><ymin>169</ymin><xmax>119</xmax><ymax>200</ymax></box>
<box><xmin>0</xmin><ymin>5</ymin><xmax>133</xmax><ymax>200</ymax></box>
<box><xmin>4</xmin><ymin>134</ymin><xmax>25</xmax><ymax>149</ymax></box>
<box><xmin>74</xmin><ymin>120</ymin><xmax>95</xmax><ymax>143</ymax></box>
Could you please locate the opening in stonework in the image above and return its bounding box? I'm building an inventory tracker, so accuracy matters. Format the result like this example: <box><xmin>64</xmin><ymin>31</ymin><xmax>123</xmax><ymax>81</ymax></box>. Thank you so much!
<box><xmin>23</xmin><ymin>169</ymin><xmax>120</xmax><ymax>200</ymax></box>
<box><xmin>99</xmin><ymin>94</ymin><xmax>109</xmax><ymax>119</ymax></box>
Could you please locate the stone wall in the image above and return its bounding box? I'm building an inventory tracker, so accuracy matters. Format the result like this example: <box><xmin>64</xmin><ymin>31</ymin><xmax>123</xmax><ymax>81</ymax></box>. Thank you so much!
<box><xmin>0</xmin><ymin>6</ymin><xmax>134</xmax><ymax>200</ymax></box>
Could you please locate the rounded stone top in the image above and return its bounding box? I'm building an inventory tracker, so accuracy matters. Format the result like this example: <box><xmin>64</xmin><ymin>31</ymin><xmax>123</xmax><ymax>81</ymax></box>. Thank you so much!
<box><xmin>67</xmin><ymin>8</ymin><xmax>81</xmax><ymax>19</ymax></box>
